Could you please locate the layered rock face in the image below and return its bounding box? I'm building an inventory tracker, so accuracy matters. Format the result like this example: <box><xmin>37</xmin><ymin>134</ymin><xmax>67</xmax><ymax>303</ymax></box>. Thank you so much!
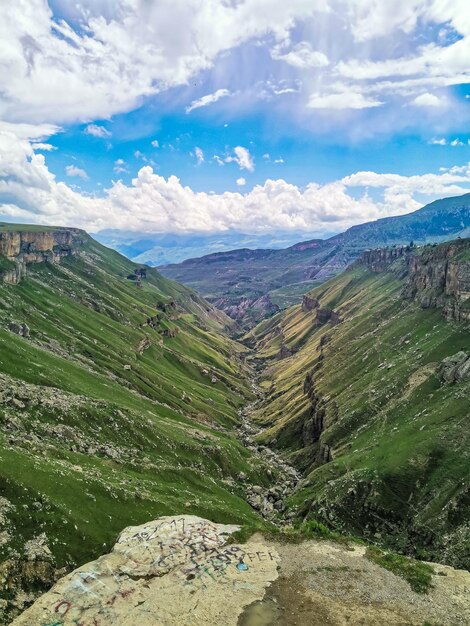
<box><xmin>359</xmin><ymin>239</ymin><xmax>470</xmax><ymax>321</ymax></box>
<box><xmin>403</xmin><ymin>240</ymin><xmax>470</xmax><ymax>321</ymax></box>
<box><xmin>0</xmin><ymin>228</ymin><xmax>86</xmax><ymax>284</ymax></box>
<box><xmin>360</xmin><ymin>245</ymin><xmax>411</xmax><ymax>273</ymax></box>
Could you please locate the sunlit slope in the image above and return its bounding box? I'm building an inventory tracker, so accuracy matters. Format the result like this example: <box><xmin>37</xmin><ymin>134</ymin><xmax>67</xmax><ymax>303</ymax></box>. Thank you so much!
<box><xmin>0</xmin><ymin>231</ymin><xmax>268</xmax><ymax>577</ymax></box>
<box><xmin>246</xmin><ymin>246</ymin><xmax>470</xmax><ymax>567</ymax></box>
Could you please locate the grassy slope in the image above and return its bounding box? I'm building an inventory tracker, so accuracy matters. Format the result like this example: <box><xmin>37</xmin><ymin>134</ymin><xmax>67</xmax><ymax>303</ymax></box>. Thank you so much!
<box><xmin>0</xmin><ymin>233</ymin><xmax>270</xmax><ymax>578</ymax></box>
<box><xmin>246</xmin><ymin>262</ymin><xmax>470</xmax><ymax>567</ymax></box>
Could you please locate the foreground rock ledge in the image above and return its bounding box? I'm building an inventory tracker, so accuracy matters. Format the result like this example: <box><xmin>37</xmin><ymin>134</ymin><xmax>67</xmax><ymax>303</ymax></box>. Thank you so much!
<box><xmin>12</xmin><ymin>515</ymin><xmax>280</xmax><ymax>626</ymax></box>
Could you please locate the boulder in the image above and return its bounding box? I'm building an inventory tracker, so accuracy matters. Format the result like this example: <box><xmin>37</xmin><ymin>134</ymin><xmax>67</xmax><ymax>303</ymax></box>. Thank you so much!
<box><xmin>12</xmin><ymin>515</ymin><xmax>279</xmax><ymax>626</ymax></box>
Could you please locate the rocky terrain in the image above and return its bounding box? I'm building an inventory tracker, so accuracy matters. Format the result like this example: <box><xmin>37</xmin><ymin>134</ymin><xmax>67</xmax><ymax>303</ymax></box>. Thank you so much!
<box><xmin>0</xmin><ymin>225</ymin><xmax>86</xmax><ymax>285</ymax></box>
<box><xmin>12</xmin><ymin>514</ymin><xmax>470</xmax><ymax>625</ymax></box>
<box><xmin>0</xmin><ymin>223</ymin><xmax>278</xmax><ymax>622</ymax></box>
<box><xmin>1</xmin><ymin>223</ymin><xmax>469</xmax><ymax>624</ymax></box>
<box><xmin>159</xmin><ymin>193</ymin><xmax>470</xmax><ymax>324</ymax></box>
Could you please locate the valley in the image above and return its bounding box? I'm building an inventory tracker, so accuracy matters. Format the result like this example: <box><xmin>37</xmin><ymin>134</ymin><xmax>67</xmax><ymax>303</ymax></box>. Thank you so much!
<box><xmin>0</xmin><ymin>223</ymin><xmax>469</xmax><ymax>624</ymax></box>
<box><xmin>160</xmin><ymin>193</ymin><xmax>470</xmax><ymax>326</ymax></box>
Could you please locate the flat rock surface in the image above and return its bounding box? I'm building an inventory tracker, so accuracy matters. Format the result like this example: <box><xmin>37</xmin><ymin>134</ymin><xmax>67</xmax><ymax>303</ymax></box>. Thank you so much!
<box><xmin>12</xmin><ymin>519</ymin><xmax>470</xmax><ymax>626</ymax></box>
<box><xmin>12</xmin><ymin>516</ymin><xmax>280</xmax><ymax>626</ymax></box>
<box><xmin>240</xmin><ymin>537</ymin><xmax>470</xmax><ymax>626</ymax></box>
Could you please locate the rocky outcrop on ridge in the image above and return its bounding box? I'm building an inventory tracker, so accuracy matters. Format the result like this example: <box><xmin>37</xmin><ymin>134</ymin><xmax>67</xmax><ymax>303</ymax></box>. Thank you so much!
<box><xmin>12</xmin><ymin>516</ymin><xmax>280</xmax><ymax>626</ymax></box>
<box><xmin>0</xmin><ymin>228</ymin><xmax>86</xmax><ymax>284</ymax></box>
<box><xmin>359</xmin><ymin>238</ymin><xmax>470</xmax><ymax>321</ymax></box>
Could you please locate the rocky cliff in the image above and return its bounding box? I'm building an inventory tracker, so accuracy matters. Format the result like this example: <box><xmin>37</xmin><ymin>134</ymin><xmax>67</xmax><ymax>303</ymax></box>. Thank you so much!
<box><xmin>0</xmin><ymin>227</ymin><xmax>86</xmax><ymax>284</ymax></box>
<box><xmin>359</xmin><ymin>238</ymin><xmax>470</xmax><ymax>321</ymax></box>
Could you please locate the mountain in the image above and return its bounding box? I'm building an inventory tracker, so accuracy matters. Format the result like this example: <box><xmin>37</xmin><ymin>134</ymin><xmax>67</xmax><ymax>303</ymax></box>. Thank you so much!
<box><xmin>2</xmin><ymin>223</ymin><xmax>470</xmax><ymax>623</ymax></box>
<box><xmin>0</xmin><ymin>224</ymin><xmax>274</xmax><ymax>621</ymax></box>
<box><xmin>245</xmin><ymin>237</ymin><xmax>470</xmax><ymax>568</ymax></box>
<box><xmin>95</xmin><ymin>230</ymin><xmax>322</xmax><ymax>267</ymax></box>
<box><xmin>159</xmin><ymin>193</ymin><xmax>470</xmax><ymax>326</ymax></box>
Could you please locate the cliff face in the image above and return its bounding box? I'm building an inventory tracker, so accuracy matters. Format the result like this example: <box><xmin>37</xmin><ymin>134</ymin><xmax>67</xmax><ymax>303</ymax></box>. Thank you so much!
<box><xmin>359</xmin><ymin>239</ymin><xmax>470</xmax><ymax>322</ymax></box>
<box><xmin>359</xmin><ymin>245</ymin><xmax>411</xmax><ymax>273</ymax></box>
<box><xmin>403</xmin><ymin>241</ymin><xmax>470</xmax><ymax>321</ymax></box>
<box><xmin>0</xmin><ymin>228</ymin><xmax>86</xmax><ymax>283</ymax></box>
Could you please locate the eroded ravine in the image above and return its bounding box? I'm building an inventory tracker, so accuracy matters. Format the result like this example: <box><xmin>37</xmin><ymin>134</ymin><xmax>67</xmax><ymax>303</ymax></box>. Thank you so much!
<box><xmin>237</xmin><ymin>377</ymin><xmax>301</xmax><ymax>526</ymax></box>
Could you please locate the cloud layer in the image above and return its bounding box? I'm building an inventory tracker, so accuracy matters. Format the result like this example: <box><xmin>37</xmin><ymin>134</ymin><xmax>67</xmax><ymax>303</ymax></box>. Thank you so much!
<box><xmin>1</xmin><ymin>128</ymin><xmax>469</xmax><ymax>236</ymax></box>
<box><xmin>0</xmin><ymin>1</ymin><xmax>469</xmax><ymax>125</ymax></box>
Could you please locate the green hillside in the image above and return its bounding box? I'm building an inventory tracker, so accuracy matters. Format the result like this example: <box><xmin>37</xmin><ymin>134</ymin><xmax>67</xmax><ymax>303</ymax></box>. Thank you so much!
<box><xmin>0</xmin><ymin>228</ymin><xmax>272</xmax><ymax>618</ymax></box>
<box><xmin>246</xmin><ymin>239</ymin><xmax>470</xmax><ymax>568</ymax></box>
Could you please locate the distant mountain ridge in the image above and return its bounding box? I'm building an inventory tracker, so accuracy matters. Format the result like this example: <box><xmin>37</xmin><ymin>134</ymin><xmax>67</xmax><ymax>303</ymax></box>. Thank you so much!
<box><xmin>159</xmin><ymin>193</ymin><xmax>470</xmax><ymax>325</ymax></box>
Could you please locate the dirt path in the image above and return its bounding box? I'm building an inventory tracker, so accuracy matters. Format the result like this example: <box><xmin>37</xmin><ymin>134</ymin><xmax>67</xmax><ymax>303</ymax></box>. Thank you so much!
<box><xmin>239</xmin><ymin>536</ymin><xmax>470</xmax><ymax>626</ymax></box>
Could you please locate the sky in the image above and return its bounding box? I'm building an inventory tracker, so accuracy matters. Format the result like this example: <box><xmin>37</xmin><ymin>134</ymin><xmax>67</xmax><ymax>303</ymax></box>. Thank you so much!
<box><xmin>0</xmin><ymin>0</ymin><xmax>470</xmax><ymax>253</ymax></box>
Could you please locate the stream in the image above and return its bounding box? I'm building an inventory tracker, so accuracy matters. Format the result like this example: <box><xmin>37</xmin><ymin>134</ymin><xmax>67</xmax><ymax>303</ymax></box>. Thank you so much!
<box><xmin>237</xmin><ymin>378</ymin><xmax>301</xmax><ymax>525</ymax></box>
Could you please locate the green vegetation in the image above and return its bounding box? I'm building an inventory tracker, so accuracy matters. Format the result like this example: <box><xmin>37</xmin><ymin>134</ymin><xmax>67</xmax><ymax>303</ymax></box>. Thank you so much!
<box><xmin>246</xmin><ymin>241</ymin><xmax>470</xmax><ymax>568</ymax></box>
<box><xmin>365</xmin><ymin>547</ymin><xmax>434</xmax><ymax>594</ymax></box>
<box><xmin>0</xmin><ymin>229</ymin><xmax>272</xmax><ymax>584</ymax></box>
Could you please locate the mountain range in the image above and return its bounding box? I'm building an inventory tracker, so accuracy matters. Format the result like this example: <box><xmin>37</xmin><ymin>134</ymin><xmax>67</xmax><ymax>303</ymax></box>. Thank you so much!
<box><xmin>159</xmin><ymin>193</ymin><xmax>470</xmax><ymax>326</ymax></box>
<box><xmin>0</xmin><ymin>219</ymin><xmax>469</xmax><ymax>623</ymax></box>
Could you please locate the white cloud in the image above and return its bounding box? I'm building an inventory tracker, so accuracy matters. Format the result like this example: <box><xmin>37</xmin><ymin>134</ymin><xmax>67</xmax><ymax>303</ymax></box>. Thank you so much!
<box><xmin>31</xmin><ymin>143</ymin><xmax>56</xmax><ymax>151</ymax></box>
<box><xmin>308</xmin><ymin>91</ymin><xmax>383</xmax><ymax>109</ymax></box>
<box><xmin>194</xmin><ymin>147</ymin><xmax>204</xmax><ymax>165</ymax></box>
<box><xmin>2</xmin><ymin>129</ymin><xmax>470</xmax><ymax>237</ymax></box>
<box><xmin>429</xmin><ymin>138</ymin><xmax>447</xmax><ymax>145</ymax></box>
<box><xmin>65</xmin><ymin>165</ymin><xmax>88</xmax><ymax>180</ymax></box>
<box><xmin>274</xmin><ymin>158</ymin><xmax>284</xmax><ymax>164</ymax></box>
<box><xmin>236</xmin><ymin>177</ymin><xmax>246</xmax><ymax>186</ymax></box>
<box><xmin>0</xmin><ymin>0</ymin><xmax>468</xmax><ymax>130</ymax></box>
<box><xmin>114</xmin><ymin>159</ymin><xmax>128</xmax><ymax>173</ymax></box>
<box><xmin>271</xmin><ymin>41</ymin><xmax>329</xmax><ymax>68</ymax></box>
<box><xmin>411</xmin><ymin>93</ymin><xmax>443</xmax><ymax>107</ymax></box>
<box><xmin>151</xmin><ymin>140</ymin><xmax>159</xmax><ymax>148</ymax></box>
<box><xmin>84</xmin><ymin>124</ymin><xmax>112</xmax><ymax>138</ymax></box>
<box><xmin>225</xmin><ymin>146</ymin><xmax>255</xmax><ymax>172</ymax></box>
<box><xmin>450</xmin><ymin>138</ymin><xmax>464</xmax><ymax>146</ymax></box>
<box><xmin>186</xmin><ymin>89</ymin><xmax>231</xmax><ymax>113</ymax></box>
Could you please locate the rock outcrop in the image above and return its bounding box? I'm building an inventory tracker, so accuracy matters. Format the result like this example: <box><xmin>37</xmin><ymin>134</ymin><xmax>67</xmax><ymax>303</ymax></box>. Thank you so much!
<box><xmin>360</xmin><ymin>245</ymin><xmax>411</xmax><ymax>273</ymax></box>
<box><xmin>0</xmin><ymin>228</ymin><xmax>86</xmax><ymax>284</ymax></box>
<box><xmin>440</xmin><ymin>351</ymin><xmax>470</xmax><ymax>383</ymax></box>
<box><xmin>402</xmin><ymin>240</ymin><xmax>470</xmax><ymax>321</ymax></box>
<box><xmin>12</xmin><ymin>516</ymin><xmax>280</xmax><ymax>626</ymax></box>
<box><xmin>223</xmin><ymin>294</ymin><xmax>279</xmax><ymax>323</ymax></box>
<box><xmin>301</xmin><ymin>294</ymin><xmax>319</xmax><ymax>312</ymax></box>
<box><xmin>358</xmin><ymin>239</ymin><xmax>470</xmax><ymax>322</ymax></box>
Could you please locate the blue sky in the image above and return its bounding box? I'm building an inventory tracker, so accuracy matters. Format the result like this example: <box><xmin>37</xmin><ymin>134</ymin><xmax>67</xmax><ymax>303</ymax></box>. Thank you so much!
<box><xmin>0</xmin><ymin>0</ymin><xmax>469</xmax><ymax>255</ymax></box>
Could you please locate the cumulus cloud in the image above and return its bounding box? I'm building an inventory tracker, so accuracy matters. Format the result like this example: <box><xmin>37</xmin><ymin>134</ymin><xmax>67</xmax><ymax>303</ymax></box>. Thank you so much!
<box><xmin>271</xmin><ymin>41</ymin><xmax>329</xmax><ymax>68</ymax></box>
<box><xmin>65</xmin><ymin>165</ymin><xmax>88</xmax><ymax>180</ymax></box>
<box><xmin>236</xmin><ymin>177</ymin><xmax>246</xmax><ymax>186</ymax></box>
<box><xmin>1</xmin><ymin>129</ymin><xmax>470</xmax><ymax>237</ymax></box>
<box><xmin>411</xmin><ymin>93</ymin><xmax>443</xmax><ymax>107</ymax></box>
<box><xmin>151</xmin><ymin>139</ymin><xmax>159</xmax><ymax>148</ymax></box>
<box><xmin>429</xmin><ymin>138</ymin><xmax>447</xmax><ymax>145</ymax></box>
<box><xmin>186</xmin><ymin>89</ymin><xmax>231</xmax><ymax>113</ymax></box>
<box><xmin>225</xmin><ymin>146</ymin><xmax>255</xmax><ymax>172</ymax></box>
<box><xmin>84</xmin><ymin>124</ymin><xmax>112</xmax><ymax>138</ymax></box>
